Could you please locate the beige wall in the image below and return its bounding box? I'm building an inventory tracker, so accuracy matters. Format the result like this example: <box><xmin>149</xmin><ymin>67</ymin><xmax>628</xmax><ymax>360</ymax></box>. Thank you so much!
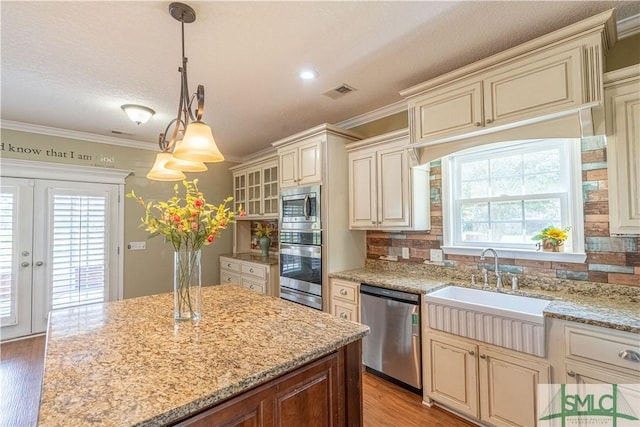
<box><xmin>0</xmin><ymin>128</ymin><xmax>237</xmax><ymax>299</ymax></box>
<box><xmin>606</xmin><ymin>33</ymin><xmax>640</xmax><ymax>71</ymax></box>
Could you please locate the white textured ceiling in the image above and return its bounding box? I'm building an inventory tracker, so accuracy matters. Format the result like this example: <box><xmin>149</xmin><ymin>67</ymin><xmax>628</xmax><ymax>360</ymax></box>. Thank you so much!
<box><xmin>1</xmin><ymin>1</ymin><xmax>638</xmax><ymax>159</ymax></box>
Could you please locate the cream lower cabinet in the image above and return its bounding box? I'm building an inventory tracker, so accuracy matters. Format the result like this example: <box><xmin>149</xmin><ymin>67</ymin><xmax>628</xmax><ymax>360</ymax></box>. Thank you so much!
<box><xmin>329</xmin><ymin>278</ymin><xmax>360</xmax><ymax>322</ymax></box>
<box><xmin>561</xmin><ymin>321</ymin><xmax>640</xmax><ymax>385</ymax></box>
<box><xmin>347</xmin><ymin>129</ymin><xmax>429</xmax><ymax>231</ymax></box>
<box><xmin>605</xmin><ymin>65</ymin><xmax>640</xmax><ymax>234</ymax></box>
<box><xmin>425</xmin><ymin>330</ymin><xmax>550</xmax><ymax>427</ymax></box>
<box><xmin>219</xmin><ymin>256</ymin><xmax>278</xmax><ymax>297</ymax></box>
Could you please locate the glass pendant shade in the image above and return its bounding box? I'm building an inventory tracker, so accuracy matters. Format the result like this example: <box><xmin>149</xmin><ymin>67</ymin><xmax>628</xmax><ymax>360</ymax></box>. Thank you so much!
<box><xmin>165</xmin><ymin>143</ymin><xmax>208</xmax><ymax>172</ymax></box>
<box><xmin>121</xmin><ymin>104</ymin><xmax>155</xmax><ymax>124</ymax></box>
<box><xmin>172</xmin><ymin>121</ymin><xmax>225</xmax><ymax>162</ymax></box>
<box><xmin>146</xmin><ymin>152</ymin><xmax>186</xmax><ymax>181</ymax></box>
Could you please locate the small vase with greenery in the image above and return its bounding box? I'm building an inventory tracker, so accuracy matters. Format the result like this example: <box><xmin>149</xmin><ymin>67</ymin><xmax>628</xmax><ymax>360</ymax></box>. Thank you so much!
<box><xmin>256</xmin><ymin>223</ymin><xmax>273</xmax><ymax>257</ymax></box>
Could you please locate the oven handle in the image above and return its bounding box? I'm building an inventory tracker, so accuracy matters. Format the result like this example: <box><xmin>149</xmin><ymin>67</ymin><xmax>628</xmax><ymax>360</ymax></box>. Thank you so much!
<box><xmin>280</xmin><ymin>243</ymin><xmax>321</xmax><ymax>259</ymax></box>
<box><xmin>304</xmin><ymin>194</ymin><xmax>310</xmax><ymax>220</ymax></box>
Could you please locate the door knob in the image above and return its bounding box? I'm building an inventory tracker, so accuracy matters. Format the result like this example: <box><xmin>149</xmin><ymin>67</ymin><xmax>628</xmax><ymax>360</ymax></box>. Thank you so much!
<box><xmin>21</xmin><ymin>262</ymin><xmax>30</xmax><ymax>267</ymax></box>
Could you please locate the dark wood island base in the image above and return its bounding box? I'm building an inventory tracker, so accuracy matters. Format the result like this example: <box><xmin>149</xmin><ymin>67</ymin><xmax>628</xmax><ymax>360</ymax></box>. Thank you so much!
<box><xmin>176</xmin><ymin>341</ymin><xmax>362</xmax><ymax>427</ymax></box>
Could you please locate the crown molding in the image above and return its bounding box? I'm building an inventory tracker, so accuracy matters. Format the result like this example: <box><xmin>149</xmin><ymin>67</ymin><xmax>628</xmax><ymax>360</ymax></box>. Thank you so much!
<box><xmin>1</xmin><ymin>120</ymin><xmax>158</xmax><ymax>151</ymax></box>
<box><xmin>617</xmin><ymin>13</ymin><xmax>640</xmax><ymax>39</ymax></box>
<box><xmin>334</xmin><ymin>100</ymin><xmax>407</xmax><ymax>129</ymax></box>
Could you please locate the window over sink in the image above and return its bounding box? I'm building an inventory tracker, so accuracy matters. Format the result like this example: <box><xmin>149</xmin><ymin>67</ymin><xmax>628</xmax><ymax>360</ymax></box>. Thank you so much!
<box><xmin>441</xmin><ymin>139</ymin><xmax>585</xmax><ymax>262</ymax></box>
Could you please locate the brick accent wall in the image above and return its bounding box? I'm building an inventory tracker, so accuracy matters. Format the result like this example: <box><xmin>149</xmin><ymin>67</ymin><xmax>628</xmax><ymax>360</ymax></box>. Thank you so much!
<box><xmin>366</xmin><ymin>137</ymin><xmax>640</xmax><ymax>287</ymax></box>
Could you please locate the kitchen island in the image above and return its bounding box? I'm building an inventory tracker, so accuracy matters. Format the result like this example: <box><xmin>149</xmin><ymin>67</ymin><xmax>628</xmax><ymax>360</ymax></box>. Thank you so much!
<box><xmin>38</xmin><ymin>285</ymin><xmax>369</xmax><ymax>426</ymax></box>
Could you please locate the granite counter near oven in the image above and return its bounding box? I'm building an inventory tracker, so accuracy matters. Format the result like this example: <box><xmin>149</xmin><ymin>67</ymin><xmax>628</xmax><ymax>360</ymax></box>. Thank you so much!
<box><xmin>38</xmin><ymin>285</ymin><xmax>368</xmax><ymax>427</ymax></box>
<box><xmin>219</xmin><ymin>252</ymin><xmax>279</xmax><ymax>265</ymax></box>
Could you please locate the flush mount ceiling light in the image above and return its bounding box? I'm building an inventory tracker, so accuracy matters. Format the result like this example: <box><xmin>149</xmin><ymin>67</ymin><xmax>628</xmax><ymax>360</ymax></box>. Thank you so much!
<box><xmin>121</xmin><ymin>104</ymin><xmax>155</xmax><ymax>125</ymax></box>
<box><xmin>299</xmin><ymin>69</ymin><xmax>319</xmax><ymax>80</ymax></box>
<box><xmin>147</xmin><ymin>2</ymin><xmax>225</xmax><ymax>181</ymax></box>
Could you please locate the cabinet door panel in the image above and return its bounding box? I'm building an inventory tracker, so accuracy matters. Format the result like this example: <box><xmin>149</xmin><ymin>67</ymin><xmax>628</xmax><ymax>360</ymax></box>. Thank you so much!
<box><xmin>484</xmin><ymin>46</ymin><xmax>583</xmax><ymax>125</ymax></box>
<box><xmin>279</xmin><ymin>149</ymin><xmax>298</xmax><ymax>188</ymax></box>
<box><xmin>378</xmin><ymin>148</ymin><xmax>409</xmax><ymax>228</ymax></box>
<box><xmin>427</xmin><ymin>334</ymin><xmax>479</xmax><ymax>417</ymax></box>
<box><xmin>274</xmin><ymin>352</ymin><xmax>339</xmax><ymax>427</ymax></box>
<box><xmin>479</xmin><ymin>346</ymin><xmax>549</xmax><ymax>427</ymax></box>
<box><xmin>349</xmin><ymin>152</ymin><xmax>377</xmax><ymax>228</ymax></box>
<box><xmin>411</xmin><ymin>81</ymin><xmax>483</xmax><ymax>143</ymax></box>
<box><xmin>607</xmin><ymin>80</ymin><xmax>640</xmax><ymax>234</ymax></box>
<box><xmin>298</xmin><ymin>141</ymin><xmax>322</xmax><ymax>185</ymax></box>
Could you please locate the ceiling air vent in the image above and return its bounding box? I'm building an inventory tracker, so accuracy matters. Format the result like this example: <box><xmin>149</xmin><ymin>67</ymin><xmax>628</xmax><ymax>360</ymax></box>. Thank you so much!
<box><xmin>323</xmin><ymin>83</ymin><xmax>357</xmax><ymax>100</ymax></box>
<box><xmin>111</xmin><ymin>130</ymin><xmax>135</xmax><ymax>136</ymax></box>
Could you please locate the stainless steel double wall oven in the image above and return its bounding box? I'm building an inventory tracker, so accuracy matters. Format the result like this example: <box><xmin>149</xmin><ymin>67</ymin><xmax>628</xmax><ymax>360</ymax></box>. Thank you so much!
<box><xmin>279</xmin><ymin>185</ymin><xmax>322</xmax><ymax>310</ymax></box>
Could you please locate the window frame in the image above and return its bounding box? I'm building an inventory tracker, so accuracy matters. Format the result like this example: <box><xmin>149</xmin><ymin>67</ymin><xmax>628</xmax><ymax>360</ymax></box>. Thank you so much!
<box><xmin>441</xmin><ymin>139</ymin><xmax>586</xmax><ymax>263</ymax></box>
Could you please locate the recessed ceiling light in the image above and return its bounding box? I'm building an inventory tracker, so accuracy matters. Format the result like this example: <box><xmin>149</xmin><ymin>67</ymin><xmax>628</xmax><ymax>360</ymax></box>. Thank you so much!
<box><xmin>299</xmin><ymin>69</ymin><xmax>319</xmax><ymax>80</ymax></box>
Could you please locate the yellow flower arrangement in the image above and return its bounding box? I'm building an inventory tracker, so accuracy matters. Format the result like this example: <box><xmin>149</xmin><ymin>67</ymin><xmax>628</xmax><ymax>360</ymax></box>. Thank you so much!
<box><xmin>532</xmin><ymin>225</ymin><xmax>571</xmax><ymax>247</ymax></box>
<box><xmin>126</xmin><ymin>179</ymin><xmax>243</xmax><ymax>252</ymax></box>
<box><xmin>255</xmin><ymin>223</ymin><xmax>273</xmax><ymax>238</ymax></box>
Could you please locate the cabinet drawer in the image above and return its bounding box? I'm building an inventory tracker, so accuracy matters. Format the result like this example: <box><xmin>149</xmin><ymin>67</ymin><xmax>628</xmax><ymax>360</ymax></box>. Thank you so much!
<box><xmin>565</xmin><ymin>325</ymin><xmax>640</xmax><ymax>372</ymax></box>
<box><xmin>220</xmin><ymin>258</ymin><xmax>241</xmax><ymax>272</ymax></box>
<box><xmin>220</xmin><ymin>271</ymin><xmax>241</xmax><ymax>285</ymax></box>
<box><xmin>331</xmin><ymin>279</ymin><xmax>359</xmax><ymax>304</ymax></box>
<box><xmin>242</xmin><ymin>263</ymin><xmax>266</xmax><ymax>280</ymax></box>
<box><xmin>333</xmin><ymin>303</ymin><xmax>357</xmax><ymax>322</ymax></box>
<box><xmin>242</xmin><ymin>278</ymin><xmax>266</xmax><ymax>294</ymax></box>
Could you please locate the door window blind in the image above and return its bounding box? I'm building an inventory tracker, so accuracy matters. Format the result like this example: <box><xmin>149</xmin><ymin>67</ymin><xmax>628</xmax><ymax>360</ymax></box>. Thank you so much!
<box><xmin>50</xmin><ymin>193</ymin><xmax>107</xmax><ymax>310</ymax></box>
<box><xmin>0</xmin><ymin>189</ymin><xmax>16</xmax><ymax>322</ymax></box>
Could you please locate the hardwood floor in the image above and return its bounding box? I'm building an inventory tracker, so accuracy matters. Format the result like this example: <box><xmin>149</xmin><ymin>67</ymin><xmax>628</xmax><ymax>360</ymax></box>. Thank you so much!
<box><xmin>0</xmin><ymin>335</ymin><xmax>45</xmax><ymax>427</ymax></box>
<box><xmin>0</xmin><ymin>336</ymin><xmax>473</xmax><ymax>427</ymax></box>
<box><xmin>362</xmin><ymin>372</ymin><xmax>474</xmax><ymax>427</ymax></box>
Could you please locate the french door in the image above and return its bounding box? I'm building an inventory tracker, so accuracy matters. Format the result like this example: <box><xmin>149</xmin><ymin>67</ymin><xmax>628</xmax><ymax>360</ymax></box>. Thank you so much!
<box><xmin>1</xmin><ymin>175</ymin><xmax>122</xmax><ymax>341</ymax></box>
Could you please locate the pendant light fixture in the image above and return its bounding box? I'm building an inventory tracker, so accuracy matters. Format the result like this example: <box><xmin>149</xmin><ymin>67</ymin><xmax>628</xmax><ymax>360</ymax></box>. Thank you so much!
<box><xmin>147</xmin><ymin>2</ymin><xmax>224</xmax><ymax>181</ymax></box>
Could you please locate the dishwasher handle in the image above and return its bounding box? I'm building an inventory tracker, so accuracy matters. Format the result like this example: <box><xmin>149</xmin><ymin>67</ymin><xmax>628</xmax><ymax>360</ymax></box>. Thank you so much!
<box><xmin>360</xmin><ymin>283</ymin><xmax>420</xmax><ymax>305</ymax></box>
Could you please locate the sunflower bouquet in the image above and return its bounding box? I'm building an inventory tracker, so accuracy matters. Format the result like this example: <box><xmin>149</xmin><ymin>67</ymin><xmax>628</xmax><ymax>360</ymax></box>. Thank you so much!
<box><xmin>532</xmin><ymin>225</ymin><xmax>571</xmax><ymax>251</ymax></box>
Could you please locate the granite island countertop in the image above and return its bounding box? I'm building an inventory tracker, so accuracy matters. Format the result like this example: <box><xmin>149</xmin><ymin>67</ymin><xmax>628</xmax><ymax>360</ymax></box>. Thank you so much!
<box><xmin>331</xmin><ymin>267</ymin><xmax>640</xmax><ymax>334</ymax></box>
<box><xmin>38</xmin><ymin>285</ymin><xmax>369</xmax><ymax>427</ymax></box>
<box><xmin>220</xmin><ymin>252</ymin><xmax>279</xmax><ymax>265</ymax></box>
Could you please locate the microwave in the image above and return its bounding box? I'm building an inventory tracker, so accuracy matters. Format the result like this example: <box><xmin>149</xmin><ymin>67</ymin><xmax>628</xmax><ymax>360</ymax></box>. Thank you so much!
<box><xmin>280</xmin><ymin>185</ymin><xmax>321</xmax><ymax>230</ymax></box>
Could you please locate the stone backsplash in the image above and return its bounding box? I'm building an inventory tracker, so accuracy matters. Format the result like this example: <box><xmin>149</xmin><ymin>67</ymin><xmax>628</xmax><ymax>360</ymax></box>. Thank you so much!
<box><xmin>367</xmin><ymin>137</ymin><xmax>640</xmax><ymax>288</ymax></box>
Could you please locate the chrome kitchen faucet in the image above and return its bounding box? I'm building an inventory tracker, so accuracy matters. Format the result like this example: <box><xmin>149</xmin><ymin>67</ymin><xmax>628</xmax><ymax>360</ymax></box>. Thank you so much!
<box><xmin>480</xmin><ymin>248</ymin><xmax>502</xmax><ymax>288</ymax></box>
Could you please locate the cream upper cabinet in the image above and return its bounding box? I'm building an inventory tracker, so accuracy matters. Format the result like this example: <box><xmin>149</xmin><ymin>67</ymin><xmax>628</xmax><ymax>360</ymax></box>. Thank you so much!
<box><xmin>605</xmin><ymin>65</ymin><xmax>640</xmax><ymax>235</ymax></box>
<box><xmin>231</xmin><ymin>157</ymin><xmax>278</xmax><ymax>219</ymax></box>
<box><xmin>411</xmin><ymin>81</ymin><xmax>484</xmax><ymax>143</ymax></box>
<box><xmin>403</xmin><ymin>11</ymin><xmax>615</xmax><ymax>147</ymax></box>
<box><xmin>409</xmin><ymin>45</ymin><xmax>585</xmax><ymax>145</ymax></box>
<box><xmin>277</xmin><ymin>137</ymin><xmax>323</xmax><ymax>188</ymax></box>
<box><xmin>425</xmin><ymin>329</ymin><xmax>550</xmax><ymax>426</ymax></box>
<box><xmin>347</xmin><ymin>130</ymin><xmax>429</xmax><ymax>231</ymax></box>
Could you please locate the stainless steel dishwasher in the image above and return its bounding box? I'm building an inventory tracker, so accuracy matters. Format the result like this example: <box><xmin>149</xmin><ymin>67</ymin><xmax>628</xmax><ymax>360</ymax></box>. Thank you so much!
<box><xmin>360</xmin><ymin>283</ymin><xmax>422</xmax><ymax>393</ymax></box>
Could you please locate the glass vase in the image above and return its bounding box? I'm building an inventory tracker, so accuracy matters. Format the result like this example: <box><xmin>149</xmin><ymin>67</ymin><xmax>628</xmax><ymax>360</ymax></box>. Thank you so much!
<box><xmin>174</xmin><ymin>249</ymin><xmax>202</xmax><ymax>321</ymax></box>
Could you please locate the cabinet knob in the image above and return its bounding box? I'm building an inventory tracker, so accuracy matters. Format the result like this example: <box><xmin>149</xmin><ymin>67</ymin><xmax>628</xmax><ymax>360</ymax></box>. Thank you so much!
<box><xmin>340</xmin><ymin>312</ymin><xmax>347</xmax><ymax>319</ymax></box>
<box><xmin>479</xmin><ymin>354</ymin><xmax>487</xmax><ymax>359</ymax></box>
<box><xmin>21</xmin><ymin>261</ymin><xmax>30</xmax><ymax>267</ymax></box>
<box><xmin>22</xmin><ymin>251</ymin><xmax>30</xmax><ymax>256</ymax></box>
<box><xmin>249</xmin><ymin>268</ymin><xmax>254</xmax><ymax>273</ymax></box>
<box><xmin>618</xmin><ymin>349</ymin><xmax>640</xmax><ymax>362</ymax></box>
<box><xmin>474</xmin><ymin>122</ymin><xmax>481</xmax><ymax>127</ymax></box>
<box><xmin>371</xmin><ymin>221</ymin><xmax>376</xmax><ymax>225</ymax></box>
<box><xmin>227</xmin><ymin>263</ymin><xmax>232</xmax><ymax>267</ymax></box>
<box><xmin>469</xmin><ymin>350</ymin><xmax>475</xmax><ymax>356</ymax></box>
<box><xmin>35</xmin><ymin>261</ymin><xmax>44</xmax><ymax>267</ymax></box>
<box><xmin>340</xmin><ymin>289</ymin><xmax>347</xmax><ymax>296</ymax></box>
<box><xmin>486</xmin><ymin>119</ymin><xmax>494</xmax><ymax>124</ymax></box>
<box><xmin>567</xmin><ymin>370</ymin><xmax>576</xmax><ymax>377</ymax></box>
<box><xmin>250</xmin><ymin>284</ymin><xmax>254</xmax><ymax>289</ymax></box>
